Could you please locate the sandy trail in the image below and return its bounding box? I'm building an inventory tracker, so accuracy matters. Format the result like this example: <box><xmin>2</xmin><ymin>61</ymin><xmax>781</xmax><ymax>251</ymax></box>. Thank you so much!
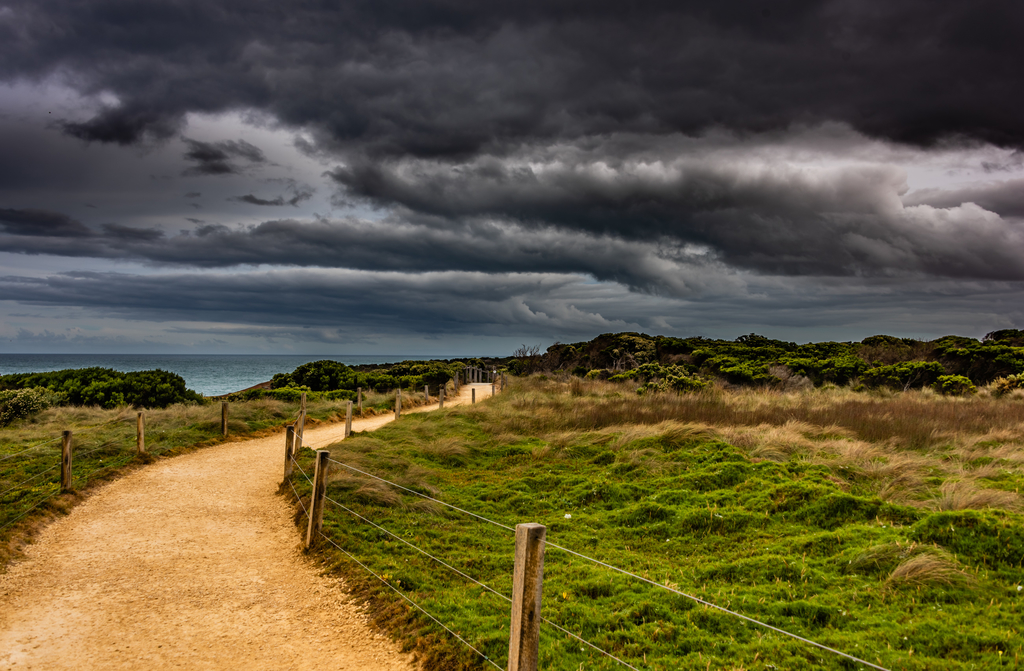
<box><xmin>0</xmin><ymin>383</ymin><xmax>494</xmax><ymax>670</ymax></box>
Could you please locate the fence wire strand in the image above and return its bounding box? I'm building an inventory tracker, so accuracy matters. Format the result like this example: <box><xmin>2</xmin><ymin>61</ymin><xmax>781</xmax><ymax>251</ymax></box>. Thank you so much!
<box><xmin>0</xmin><ymin>436</ymin><xmax>63</xmax><ymax>463</ymax></box>
<box><xmin>287</xmin><ymin>479</ymin><xmax>309</xmax><ymax>519</ymax></box>
<box><xmin>542</xmin><ymin>540</ymin><xmax>890</xmax><ymax>671</ymax></box>
<box><xmin>323</xmin><ymin>494</ymin><xmax>512</xmax><ymax>603</ymax></box>
<box><xmin>317</xmin><ymin>531</ymin><xmax>503</xmax><ymax>671</ymax></box>
<box><xmin>540</xmin><ymin>617</ymin><xmax>643</xmax><ymax>671</ymax></box>
<box><xmin>72</xmin><ymin>439</ymin><xmax>124</xmax><ymax>461</ymax></box>
<box><xmin>325</xmin><ymin>458</ymin><xmax>515</xmax><ymax>533</ymax></box>
<box><xmin>0</xmin><ymin>492</ymin><xmax>59</xmax><ymax>533</ymax></box>
<box><xmin>0</xmin><ymin>464</ymin><xmax>60</xmax><ymax>500</ymax></box>
<box><xmin>291</xmin><ymin>456</ymin><xmax>313</xmax><ymax>486</ymax></box>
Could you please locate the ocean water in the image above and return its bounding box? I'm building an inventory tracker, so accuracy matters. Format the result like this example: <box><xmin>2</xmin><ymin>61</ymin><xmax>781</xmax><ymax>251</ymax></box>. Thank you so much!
<box><xmin>0</xmin><ymin>354</ymin><xmax>432</xmax><ymax>397</ymax></box>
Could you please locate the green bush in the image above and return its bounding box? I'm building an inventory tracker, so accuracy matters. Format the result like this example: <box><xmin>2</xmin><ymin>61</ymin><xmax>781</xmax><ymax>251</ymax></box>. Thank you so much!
<box><xmin>861</xmin><ymin>361</ymin><xmax>946</xmax><ymax>390</ymax></box>
<box><xmin>270</xmin><ymin>359</ymin><xmax>460</xmax><ymax>394</ymax></box>
<box><xmin>235</xmin><ymin>387</ymin><xmax>357</xmax><ymax>403</ymax></box>
<box><xmin>934</xmin><ymin>375</ymin><xmax>976</xmax><ymax>396</ymax></box>
<box><xmin>0</xmin><ymin>368</ymin><xmax>203</xmax><ymax>409</ymax></box>
<box><xmin>0</xmin><ymin>387</ymin><xmax>63</xmax><ymax>426</ymax></box>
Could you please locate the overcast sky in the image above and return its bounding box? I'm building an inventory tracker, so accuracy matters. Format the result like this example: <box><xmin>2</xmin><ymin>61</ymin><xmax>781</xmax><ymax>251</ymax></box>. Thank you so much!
<box><xmin>1</xmin><ymin>1</ymin><xmax>1022</xmax><ymax>354</ymax></box>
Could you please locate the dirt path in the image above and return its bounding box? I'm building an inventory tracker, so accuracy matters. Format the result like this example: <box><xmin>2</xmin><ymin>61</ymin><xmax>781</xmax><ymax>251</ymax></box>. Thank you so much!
<box><xmin>0</xmin><ymin>384</ymin><xmax>493</xmax><ymax>670</ymax></box>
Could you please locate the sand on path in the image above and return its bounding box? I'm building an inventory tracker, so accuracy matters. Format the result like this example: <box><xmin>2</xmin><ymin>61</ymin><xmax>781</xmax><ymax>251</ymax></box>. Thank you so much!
<box><xmin>0</xmin><ymin>383</ymin><xmax>494</xmax><ymax>670</ymax></box>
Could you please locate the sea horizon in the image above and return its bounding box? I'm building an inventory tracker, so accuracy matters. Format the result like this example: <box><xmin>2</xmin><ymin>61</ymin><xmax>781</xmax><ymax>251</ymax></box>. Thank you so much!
<box><xmin>0</xmin><ymin>353</ymin><xmax>481</xmax><ymax>397</ymax></box>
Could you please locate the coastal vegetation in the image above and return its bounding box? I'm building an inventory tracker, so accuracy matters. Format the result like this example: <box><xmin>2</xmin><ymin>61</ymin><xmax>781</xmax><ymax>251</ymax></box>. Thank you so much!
<box><xmin>534</xmin><ymin>330</ymin><xmax>1024</xmax><ymax>395</ymax></box>
<box><xmin>268</xmin><ymin>358</ymin><xmax>465</xmax><ymax>396</ymax></box>
<box><xmin>290</xmin><ymin>376</ymin><xmax>1024</xmax><ymax>670</ymax></box>
<box><xmin>0</xmin><ymin>367</ymin><xmax>204</xmax><ymax>423</ymax></box>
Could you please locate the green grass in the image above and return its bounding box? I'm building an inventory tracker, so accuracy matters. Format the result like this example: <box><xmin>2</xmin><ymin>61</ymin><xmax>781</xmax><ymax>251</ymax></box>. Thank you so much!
<box><xmin>288</xmin><ymin>379</ymin><xmax>1024</xmax><ymax>670</ymax></box>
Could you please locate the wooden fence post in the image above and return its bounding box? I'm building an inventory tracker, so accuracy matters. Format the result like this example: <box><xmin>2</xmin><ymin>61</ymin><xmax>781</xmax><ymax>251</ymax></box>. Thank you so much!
<box><xmin>221</xmin><ymin>401</ymin><xmax>228</xmax><ymax>437</ymax></box>
<box><xmin>395</xmin><ymin>388</ymin><xmax>402</xmax><ymax>419</ymax></box>
<box><xmin>283</xmin><ymin>424</ymin><xmax>295</xmax><ymax>482</ymax></box>
<box><xmin>424</xmin><ymin>384</ymin><xmax>429</xmax><ymax>404</ymax></box>
<box><xmin>357</xmin><ymin>387</ymin><xmax>362</xmax><ymax>415</ymax></box>
<box><xmin>492</xmin><ymin>381</ymin><xmax>496</xmax><ymax>397</ymax></box>
<box><xmin>305</xmin><ymin>450</ymin><xmax>330</xmax><ymax>550</ymax></box>
<box><xmin>508</xmin><ymin>523</ymin><xmax>546</xmax><ymax>671</ymax></box>
<box><xmin>61</xmin><ymin>430</ymin><xmax>73</xmax><ymax>492</ymax></box>
<box><xmin>137</xmin><ymin>412</ymin><xmax>146</xmax><ymax>454</ymax></box>
<box><xmin>345</xmin><ymin>401</ymin><xmax>353</xmax><ymax>437</ymax></box>
<box><xmin>472</xmin><ymin>388</ymin><xmax>476</xmax><ymax>404</ymax></box>
<box><xmin>439</xmin><ymin>387</ymin><xmax>445</xmax><ymax>409</ymax></box>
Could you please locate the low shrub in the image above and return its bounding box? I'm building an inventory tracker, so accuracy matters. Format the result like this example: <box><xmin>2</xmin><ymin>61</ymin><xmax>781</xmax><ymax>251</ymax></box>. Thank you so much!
<box><xmin>991</xmin><ymin>374</ymin><xmax>1023</xmax><ymax>397</ymax></box>
<box><xmin>934</xmin><ymin>375</ymin><xmax>976</xmax><ymax>396</ymax></box>
<box><xmin>0</xmin><ymin>387</ymin><xmax>63</xmax><ymax>426</ymax></box>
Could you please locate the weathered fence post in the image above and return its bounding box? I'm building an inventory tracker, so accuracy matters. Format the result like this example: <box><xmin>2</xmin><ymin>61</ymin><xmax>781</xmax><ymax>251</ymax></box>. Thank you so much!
<box><xmin>357</xmin><ymin>387</ymin><xmax>363</xmax><ymax>415</ymax></box>
<box><xmin>305</xmin><ymin>449</ymin><xmax>330</xmax><ymax>550</ymax></box>
<box><xmin>395</xmin><ymin>388</ymin><xmax>402</xmax><ymax>419</ymax></box>
<box><xmin>137</xmin><ymin>412</ymin><xmax>146</xmax><ymax>454</ymax></box>
<box><xmin>345</xmin><ymin>400</ymin><xmax>353</xmax><ymax>437</ymax></box>
<box><xmin>61</xmin><ymin>430</ymin><xmax>73</xmax><ymax>492</ymax></box>
<box><xmin>492</xmin><ymin>381</ymin><xmax>496</xmax><ymax>397</ymax></box>
<box><xmin>283</xmin><ymin>424</ymin><xmax>295</xmax><ymax>482</ymax></box>
<box><xmin>439</xmin><ymin>387</ymin><xmax>445</xmax><ymax>409</ymax></box>
<box><xmin>472</xmin><ymin>388</ymin><xmax>476</xmax><ymax>404</ymax></box>
<box><xmin>424</xmin><ymin>384</ymin><xmax>429</xmax><ymax>404</ymax></box>
<box><xmin>454</xmin><ymin>374</ymin><xmax>459</xmax><ymax>393</ymax></box>
<box><xmin>508</xmin><ymin>523</ymin><xmax>546</xmax><ymax>671</ymax></box>
<box><xmin>221</xmin><ymin>401</ymin><xmax>229</xmax><ymax>437</ymax></box>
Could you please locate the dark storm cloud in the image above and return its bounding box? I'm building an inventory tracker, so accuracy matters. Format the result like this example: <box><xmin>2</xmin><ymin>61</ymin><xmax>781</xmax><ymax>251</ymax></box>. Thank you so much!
<box><xmin>99</xmin><ymin>223</ymin><xmax>164</xmax><ymax>241</ymax></box>
<box><xmin>0</xmin><ymin>208</ymin><xmax>93</xmax><ymax>237</ymax></box>
<box><xmin>61</xmin><ymin>106</ymin><xmax>181</xmax><ymax>145</ymax></box>
<box><xmin>3</xmin><ymin>1</ymin><xmax>1022</xmax><ymax>157</ymax></box>
<box><xmin>326</xmin><ymin>146</ymin><xmax>1024</xmax><ymax>280</ymax></box>
<box><xmin>1</xmin><ymin>187</ymin><xmax>1022</xmax><ymax>291</ymax></box>
<box><xmin>231</xmin><ymin>190</ymin><xmax>313</xmax><ymax>207</ymax></box>
<box><xmin>0</xmin><ymin>209</ymin><xmax>725</xmax><ymax>294</ymax></box>
<box><xmin>182</xmin><ymin>139</ymin><xmax>266</xmax><ymax>175</ymax></box>
<box><xmin>0</xmin><ymin>269</ymin><xmax>638</xmax><ymax>338</ymax></box>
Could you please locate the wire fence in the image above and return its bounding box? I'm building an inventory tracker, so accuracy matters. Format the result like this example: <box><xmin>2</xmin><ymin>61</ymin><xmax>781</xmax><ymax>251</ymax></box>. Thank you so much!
<box><xmin>285</xmin><ymin>423</ymin><xmax>894</xmax><ymax>671</ymax></box>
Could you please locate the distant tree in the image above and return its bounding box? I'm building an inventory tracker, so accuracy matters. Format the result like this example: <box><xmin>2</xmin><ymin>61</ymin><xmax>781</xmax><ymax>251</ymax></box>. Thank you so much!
<box><xmin>512</xmin><ymin>344</ymin><xmax>542</xmax><ymax>375</ymax></box>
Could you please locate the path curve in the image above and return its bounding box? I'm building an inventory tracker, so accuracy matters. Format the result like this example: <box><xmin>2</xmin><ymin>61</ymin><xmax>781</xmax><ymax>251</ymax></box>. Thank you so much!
<box><xmin>0</xmin><ymin>383</ymin><xmax>493</xmax><ymax>670</ymax></box>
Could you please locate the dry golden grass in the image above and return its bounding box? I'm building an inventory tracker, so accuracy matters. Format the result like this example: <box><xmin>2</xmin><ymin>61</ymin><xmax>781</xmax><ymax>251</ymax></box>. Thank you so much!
<box><xmin>484</xmin><ymin>376</ymin><xmax>1024</xmax><ymax>512</ymax></box>
<box><xmin>887</xmin><ymin>553</ymin><xmax>974</xmax><ymax>588</ymax></box>
<box><xmin>928</xmin><ymin>481</ymin><xmax>1021</xmax><ymax>511</ymax></box>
